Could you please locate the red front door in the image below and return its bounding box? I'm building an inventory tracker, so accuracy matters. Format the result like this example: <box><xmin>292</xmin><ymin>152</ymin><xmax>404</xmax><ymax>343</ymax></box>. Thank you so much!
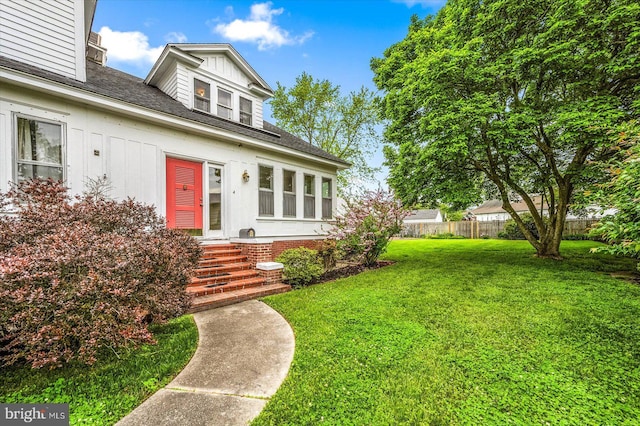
<box><xmin>166</xmin><ymin>157</ymin><xmax>203</xmax><ymax>230</ymax></box>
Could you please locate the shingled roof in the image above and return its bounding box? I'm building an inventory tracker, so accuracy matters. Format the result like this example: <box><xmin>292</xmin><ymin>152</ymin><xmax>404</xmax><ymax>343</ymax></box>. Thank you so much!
<box><xmin>0</xmin><ymin>56</ymin><xmax>350</xmax><ymax>167</ymax></box>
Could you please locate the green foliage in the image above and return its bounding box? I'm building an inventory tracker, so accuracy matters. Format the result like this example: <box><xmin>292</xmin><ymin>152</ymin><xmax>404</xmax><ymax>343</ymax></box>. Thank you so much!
<box><xmin>500</xmin><ymin>213</ymin><xmax>543</xmax><ymax>240</ymax></box>
<box><xmin>589</xmin><ymin>122</ymin><xmax>640</xmax><ymax>270</ymax></box>
<box><xmin>423</xmin><ymin>232</ymin><xmax>465</xmax><ymax>239</ymax></box>
<box><xmin>0</xmin><ymin>315</ymin><xmax>198</xmax><ymax>425</ymax></box>
<box><xmin>256</xmin><ymin>240</ymin><xmax>639</xmax><ymax>425</ymax></box>
<box><xmin>372</xmin><ymin>0</ymin><xmax>640</xmax><ymax>257</ymax></box>
<box><xmin>270</xmin><ymin>72</ymin><xmax>380</xmax><ymax>193</ymax></box>
<box><xmin>276</xmin><ymin>248</ymin><xmax>324</xmax><ymax>288</ymax></box>
<box><xmin>317</xmin><ymin>239</ymin><xmax>341</xmax><ymax>271</ymax></box>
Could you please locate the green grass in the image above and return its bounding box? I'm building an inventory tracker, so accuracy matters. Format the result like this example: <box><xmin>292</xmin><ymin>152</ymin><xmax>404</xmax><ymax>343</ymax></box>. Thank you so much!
<box><xmin>0</xmin><ymin>315</ymin><xmax>198</xmax><ymax>425</ymax></box>
<box><xmin>254</xmin><ymin>240</ymin><xmax>640</xmax><ymax>425</ymax></box>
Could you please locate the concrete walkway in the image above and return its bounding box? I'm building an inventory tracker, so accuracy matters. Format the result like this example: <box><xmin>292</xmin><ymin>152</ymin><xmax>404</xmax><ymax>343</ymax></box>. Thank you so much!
<box><xmin>116</xmin><ymin>300</ymin><xmax>295</xmax><ymax>426</ymax></box>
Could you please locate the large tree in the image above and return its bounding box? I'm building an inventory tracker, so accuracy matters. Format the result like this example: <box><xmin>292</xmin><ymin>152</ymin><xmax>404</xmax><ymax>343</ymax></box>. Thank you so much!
<box><xmin>270</xmin><ymin>72</ymin><xmax>380</xmax><ymax>194</ymax></box>
<box><xmin>372</xmin><ymin>0</ymin><xmax>640</xmax><ymax>258</ymax></box>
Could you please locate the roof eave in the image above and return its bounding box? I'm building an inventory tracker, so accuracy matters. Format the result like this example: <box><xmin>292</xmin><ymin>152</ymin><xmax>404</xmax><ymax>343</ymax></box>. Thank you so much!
<box><xmin>144</xmin><ymin>45</ymin><xmax>203</xmax><ymax>86</ymax></box>
<box><xmin>1</xmin><ymin>65</ymin><xmax>346</xmax><ymax>170</ymax></box>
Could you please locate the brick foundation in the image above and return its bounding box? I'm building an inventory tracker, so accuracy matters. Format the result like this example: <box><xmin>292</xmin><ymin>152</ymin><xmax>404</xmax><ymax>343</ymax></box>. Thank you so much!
<box><xmin>272</xmin><ymin>239</ymin><xmax>322</xmax><ymax>259</ymax></box>
<box><xmin>235</xmin><ymin>238</ymin><xmax>324</xmax><ymax>265</ymax></box>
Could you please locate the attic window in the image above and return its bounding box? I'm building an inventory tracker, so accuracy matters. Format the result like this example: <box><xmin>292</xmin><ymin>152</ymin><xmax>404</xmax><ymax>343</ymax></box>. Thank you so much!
<box><xmin>217</xmin><ymin>88</ymin><xmax>232</xmax><ymax>119</ymax></box>
<box><xmin>194</xmin><ymin>79</ymin><xmax>210</xmax><ymax>112</ymax></box>
<box><xmin>239</xmin><ymin>97</ymin><xmax>252</xmax><ymax>126</ymax></box>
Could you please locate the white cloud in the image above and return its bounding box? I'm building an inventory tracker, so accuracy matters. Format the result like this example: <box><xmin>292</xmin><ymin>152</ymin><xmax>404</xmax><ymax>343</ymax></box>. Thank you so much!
<box><xmin>165</xmin><ymin>31</ymin><xmax>188</xmax><ymax>43</ymax></box>
<box><xmin>213</xmin><ymin>2</ymin><xmax>313</xmax><ymax>50</ymax></box>
<box><xmin>98</xmin><ymin>26</ymin><xmax>164</xmax><ymax>65</ymax></box>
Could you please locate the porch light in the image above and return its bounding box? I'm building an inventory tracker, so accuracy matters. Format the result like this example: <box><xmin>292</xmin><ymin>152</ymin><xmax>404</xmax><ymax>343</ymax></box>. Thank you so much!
<box><xmin>242</xmin><ymin>170</ymin><xmax>250</xmax><ymax>182</ymax></box>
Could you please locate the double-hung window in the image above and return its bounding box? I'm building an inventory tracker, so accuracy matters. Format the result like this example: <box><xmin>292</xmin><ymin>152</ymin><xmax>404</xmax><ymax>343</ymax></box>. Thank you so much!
<box><xmin>217</xmin><ymin>88</ymin><xmax>233</xmax><ymax>119</ymax></box>
<box><xmin>322</xmin><ymin>178</ymin><xmax>332</xmax><ymax>219</ymax></box>
<box><xmin>283</xmin><ymin>170</ymin><xmax>296</xmax><ymax>217</ymax></box>
<box><xmin>16</xmin><ymin>116</ymin><xmax>64</xmax><ymax>181</ymax></box>
<box><xmin>259</xmin><ymin>165</ymin><xmax>274</xmax><ymax>216</ymax></box>
<box><xmin>239</xmin><ymin>97</ymin><xmax>252</xmax><ymax>125</ymax></box>
<box><xmin>194</xmin><ymin>79</ymin><xmax>211</xmax><ymax>112</ymax></box>
<box><xmin>304</xmin><ymin>174</ymin><xmax>315</xmax><ymax>218</ymax></box>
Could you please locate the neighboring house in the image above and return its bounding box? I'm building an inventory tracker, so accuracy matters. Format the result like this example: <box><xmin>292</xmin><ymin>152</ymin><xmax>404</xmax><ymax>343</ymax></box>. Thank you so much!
<box><xmin>404</xmin><ymin>209</ymin><xmax>443</xmax><ymax>224</ymax></box>
<box><xmin>0</xmin><ymin>0</ymin><xmax>349</xmax><ymax>258</ymax></box>
<box><xmin>472</xmin><ymin>197</ymin><xmax>613</xmax><ymax>221</ymax></box>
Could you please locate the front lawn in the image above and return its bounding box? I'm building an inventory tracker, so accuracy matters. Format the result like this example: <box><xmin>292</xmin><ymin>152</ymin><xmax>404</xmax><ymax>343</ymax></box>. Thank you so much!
<box><xmin>0</xmin><ymin>315</ymin><xmax>198</xmax><ymax>425</ymax></box>
<box><xmin>255</xmin><ymin>239</ymin><xmax>640</xmax><ymax>425</ymax></box>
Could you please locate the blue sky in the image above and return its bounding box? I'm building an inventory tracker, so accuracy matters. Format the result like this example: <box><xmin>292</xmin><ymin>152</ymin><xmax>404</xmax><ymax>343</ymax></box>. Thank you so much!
<box><xmin>92</xmin><ymin>0</ymin><xmax>447</xmax><ymax>187</ymax></box>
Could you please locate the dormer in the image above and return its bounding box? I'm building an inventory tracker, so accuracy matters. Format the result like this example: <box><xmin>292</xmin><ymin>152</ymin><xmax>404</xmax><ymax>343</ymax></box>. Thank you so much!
<box><xmin>145</xmin><ymin>44</ymin><xmax>273</xmax><ymax>129</ymax></box>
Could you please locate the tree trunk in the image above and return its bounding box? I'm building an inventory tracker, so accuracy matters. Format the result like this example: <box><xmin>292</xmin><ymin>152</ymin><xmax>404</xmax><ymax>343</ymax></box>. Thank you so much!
<box><xmin>535</xmin><ymin>233</ymin><xmax>563</xmax><ymax>259</ymax></box>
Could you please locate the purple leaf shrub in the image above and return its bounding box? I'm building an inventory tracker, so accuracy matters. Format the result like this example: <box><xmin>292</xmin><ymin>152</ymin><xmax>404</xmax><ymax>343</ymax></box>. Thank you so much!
<box><xmin>0</xmin><ymin>179</ymin><xmax>201</xmax><ymax>369</ymax></box>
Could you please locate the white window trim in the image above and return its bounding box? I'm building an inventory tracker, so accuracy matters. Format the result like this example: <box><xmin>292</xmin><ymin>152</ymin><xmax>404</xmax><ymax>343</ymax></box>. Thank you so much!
<box><xmin>13</xmin><ymin>113</ymin><xmax>66</xmax><ymax>182</ymax></box>
<box><xmin>239</xmin><ymin>96</ymin><xmax>253</xmax><ymax>126</ymax></box>
<box><xmin>217</xmin><ymin>87</ymin><xmax>233</xmax><ymax>120</ymax></box>
<box><xmin>193</xmin><ymin>78</ymin><xmax>211</xmax><ymax>113</ymax></box>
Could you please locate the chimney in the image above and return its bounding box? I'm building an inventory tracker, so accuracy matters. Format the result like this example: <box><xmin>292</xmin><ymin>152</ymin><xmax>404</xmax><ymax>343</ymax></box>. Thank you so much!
<box><xmin>87</xmin><ymin>32</ymin><xmax>107</xmax><ymax>66</ymax></box>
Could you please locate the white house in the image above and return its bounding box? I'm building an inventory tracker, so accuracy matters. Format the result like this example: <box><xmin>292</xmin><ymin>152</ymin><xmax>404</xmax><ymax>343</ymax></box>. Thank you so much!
<box><xmin>471</xmin><ymin>197</ymin><xmax>614</xmax><ymax>221</ymax></box>
<box><xmin>0</xmin><ymin>0</ymin><xmax>349</xmax><ymax>258</ymax></box>
<box><xmin>404</xmin><ymin>209</ymin><xmax>443</xmax><ymax>224</ymax></box>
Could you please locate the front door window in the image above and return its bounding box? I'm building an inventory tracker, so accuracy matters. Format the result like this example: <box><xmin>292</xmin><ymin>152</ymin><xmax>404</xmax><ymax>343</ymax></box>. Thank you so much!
<box><xmin>208</xmin><ymin>166</ymin><xmax>223</xmax><ymax>233</ymax></box>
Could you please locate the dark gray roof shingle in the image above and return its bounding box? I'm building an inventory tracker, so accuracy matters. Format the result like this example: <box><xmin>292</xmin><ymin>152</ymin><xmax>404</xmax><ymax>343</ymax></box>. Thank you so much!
<box><xmin>0</xmin><ymin>56</ymin><xmax>349</xmax><ymax>167</ymax></box>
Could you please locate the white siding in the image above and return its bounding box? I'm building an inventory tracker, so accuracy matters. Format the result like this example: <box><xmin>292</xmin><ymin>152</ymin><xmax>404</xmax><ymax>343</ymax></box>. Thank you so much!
<box><xmin>0</xmin><ymin>0</ymin><xmax>85</xmax><ymax>80</ymax></box>
<box><xmin>175</xmin><ymin>63</ymin><xmax>191</xmax><ymax>107</ymax></box>
<box><xmin>156</xmin><ymin>66</ymin><xmax>178</xmax><ymax>100</ymax></box>
<box><xmin>254</xmin><ymin>99</ymin><xmax>264</xmax><ymax>129</ymax></box>
<box><xmin>0</xmin><ymin>82</ymin><xmax>338</xmax><ymax>239</ymax></box>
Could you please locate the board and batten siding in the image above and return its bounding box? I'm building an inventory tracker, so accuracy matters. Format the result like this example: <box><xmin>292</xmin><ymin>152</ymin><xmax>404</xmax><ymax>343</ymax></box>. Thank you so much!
<box><xmin>206</xmin><ymin>54</ymin><xmax>250</xmax><ymax>88</ymax></box>
<box><xmin>0</xmin><ymin>0</ymin><xmax>86</xmax><ymax>81</ymax></box>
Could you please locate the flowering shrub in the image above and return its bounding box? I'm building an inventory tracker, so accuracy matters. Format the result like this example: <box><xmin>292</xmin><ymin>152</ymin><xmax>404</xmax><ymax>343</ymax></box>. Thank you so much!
<box><xmin>0</xmin><ymin>179</ymin><xmax>201</xmax><ymax>369</ymax></box>
<box><xmin>276</xmin><ymin>247</ymin><xmax>324</xmax><ymax>288</ymax></box>
<box><xmin>327</xmin><ymin>190</ymin><xmax>409</xmax><ymax>266</ymax></box>
<box><xmin>317</xmin><ymin>238</ymin><xmax>341</xmax><ymax>271</ymax></box>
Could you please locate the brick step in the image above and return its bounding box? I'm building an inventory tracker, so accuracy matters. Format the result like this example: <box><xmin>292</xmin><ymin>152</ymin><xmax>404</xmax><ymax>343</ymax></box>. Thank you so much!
<box><xmin>194</xmin><ymin>262</ymin><xmax>253</xmax><ymax>277</ymax></box>
<box><xmin>200</xmin><ymin>248</ymin><xmax>242</xmax><ymax>259</ymax></box>
<box><xmin>187</xmin><ymin>276</ymin><xmax>267</xmax><ymax>297</ymax></box>
<box><xmin>190</xmin><ymin>269</ymin><xmax>261</xmax><ymax>287</ymax></box>
<box><xmin>197</xmin><ymin>255</ymin><xmax>247</xmax><ymax>266</ymax></box>
<box><xmin>188</xmin><ymin>283</ymin><xmax>291</xmax><ymax>313</ymax></box>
